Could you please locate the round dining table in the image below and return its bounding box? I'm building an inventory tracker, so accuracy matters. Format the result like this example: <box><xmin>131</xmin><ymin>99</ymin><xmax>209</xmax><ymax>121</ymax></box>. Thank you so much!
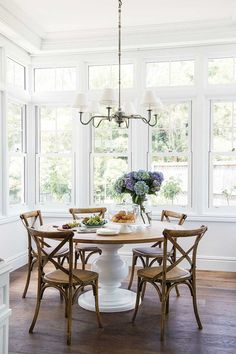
<box><xmin>40</xmin><ymin>221</ymin><xmax>184</xmax><ymax>313</ymax></box>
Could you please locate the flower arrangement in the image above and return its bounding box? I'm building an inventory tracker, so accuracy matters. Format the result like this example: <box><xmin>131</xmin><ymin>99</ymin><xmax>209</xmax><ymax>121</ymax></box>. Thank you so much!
<box><xmin>114</xmin><ymin>170</ymin><xmax>164</xmax><ymax>213</ymax></box>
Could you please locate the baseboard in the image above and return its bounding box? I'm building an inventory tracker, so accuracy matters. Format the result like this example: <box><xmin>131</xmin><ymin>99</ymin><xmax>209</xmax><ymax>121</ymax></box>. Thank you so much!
<box><xmin>119</xmin><ymin>251</ymin><xmax>236</xmax><ymax>272</ymax></box>
<box><xmin>5</xmin><ymin>251</ymin><xmax>27</xmax><ymax>272</ymax></box>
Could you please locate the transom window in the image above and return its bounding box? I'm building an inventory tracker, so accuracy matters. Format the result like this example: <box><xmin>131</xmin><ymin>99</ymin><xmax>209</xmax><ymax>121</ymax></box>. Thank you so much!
<box><xmin>7</xmin><ymin>58</ymin><xmax>25</xmax><ymax>90</ymax></box>
<box><xmin>36</xmin><ymin>106</ymin><xmax>74</xmax><ymax>204</ymax></box>
<box><xmin>146</xmin><ymin>60</ymin><xmax>194</xmax><ymax>87</ymax></box>
<box><xmin>208</xmin><ymin>57</ymin><xmax>236</xmax><ymax>84</ymax></box>
<box><xmin>150</xmin><ymin>101</ymin><xmax>192</xmax><ymax>207</ymax></box>
<box><xmin>34</xmin><ymin>67</ymin><xmax>76</xmax><ymax>92</ymax></box>
<box><xmin>88</xmin><ymin>64</ymin><xmax>133</xmax><ymax>89</ymax></box>
<box><xmin>210</xmin><ymin>100</ymin><xmax>236</xmax><ymax>207</ymax></box>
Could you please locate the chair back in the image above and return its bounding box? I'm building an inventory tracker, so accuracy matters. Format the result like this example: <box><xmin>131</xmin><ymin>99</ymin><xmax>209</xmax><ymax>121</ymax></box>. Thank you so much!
<box><xmin>69</xmin><ymin>207</ymin><xmax>107</xmax><ymax>220</ymax></box>
<box><xmin>155</xmin><ymin>226</ymin><xmax>207</xmax><ymax>283</ymax></box>
<box><xmin>20</xmin><ymin>210</ymin><xmax>44</xmax><ymax>256</ymax></box>
<box><xmin>27</xmin><ymin>228</ymin><xmax>80</xmax><ymax>285</ymax></box>
<box><xmin>161</xmin><ymin>210</ymin><xmax>187</xmax><ymax>225</ymax></box>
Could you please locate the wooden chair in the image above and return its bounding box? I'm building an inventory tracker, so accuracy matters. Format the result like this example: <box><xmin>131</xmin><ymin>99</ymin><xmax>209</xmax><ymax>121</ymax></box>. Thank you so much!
<box><xmin>128</xmin><ymin>210</ymin><xmax>187</xmax><ymax>296</ymax></box>
<box><xmin>69</xmin><ymin>207</ymin><xmax>107</xmax><ymax>269</ymax></box>
<box><xmin>132</xmin><ymin>225</ymin><xmax>207</xmax><ymax>341</ymax></box>
<box><xmin>28</xmin><ymin>228</ymin><xmax>102</xmax><ymax>345</ymax></box>
<box><xmin>20</xmin><ymin>210</ymin><xmax>69</xmax><ymax>298</ymax></box>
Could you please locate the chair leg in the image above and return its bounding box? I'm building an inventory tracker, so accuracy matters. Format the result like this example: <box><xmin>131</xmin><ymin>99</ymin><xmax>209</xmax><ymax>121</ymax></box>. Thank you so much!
<box><xmin>93</xmin><ymin>280</ymin><xmax>103</xmax><ymax>328</ymax></box>
<box><xmin>22</xmin><ymin>256</ymin><xmax>34</xmax><ymax>298</ymax></box>
<box><xmin>29</xmin><ymin>284</ymin><xmax>43</xmax><ymax>333</ymax></box>
<box><xmin>192</xmin><ymin>283</ymin><xmax>202</xmax><ymax>329</ymax></box>
<box><xmin>160</xmin><ymin>297</ymin><xmax>167</xmax><ymax>341</ymax></box>
<box><xmin>131</xmin><ymin>277</ymin><xmax>143</xmax><ymax>323</ymax></box>
<box><xmin>141</xmin><ymin>257</ymin><xmax>150</xmax><ymax>300</ymax></box>
<box><xmin>175</xmin><ymin>284</ymin><xmax>180</xmax><ymax>297</ymax></box>
<box><xmin>128</xmin><ymin>254</ymin><xmax>138</xmax><ymax>290</ymax></box>
<box><xmin>74</xmin><ymin>251</ymin><xmax>78</xmax><ymax>269</ymax></box>
<box><xmin>66</xmin><ymin>286</ymin><xmax>73</xmax><ymax>345</ymax></box>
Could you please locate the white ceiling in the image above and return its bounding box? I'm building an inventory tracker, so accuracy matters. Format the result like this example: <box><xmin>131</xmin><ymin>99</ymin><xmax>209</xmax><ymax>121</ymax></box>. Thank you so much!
<box><xmin>5</xmin><ymin>0</ymin><xmax>236</xmax><ymax>33</ymax></box>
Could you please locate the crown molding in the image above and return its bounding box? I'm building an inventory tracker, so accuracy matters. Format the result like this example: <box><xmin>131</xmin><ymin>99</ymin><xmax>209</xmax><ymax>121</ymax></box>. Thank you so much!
<box><xmin>0</xmin><ymin>0</ymin><xmax>42</xmax><ymax>52</ymax></box>
<box><xmin>41</xmin><ymin>19</ymin><xmax>236</xmax><ymax>53</ymax></box>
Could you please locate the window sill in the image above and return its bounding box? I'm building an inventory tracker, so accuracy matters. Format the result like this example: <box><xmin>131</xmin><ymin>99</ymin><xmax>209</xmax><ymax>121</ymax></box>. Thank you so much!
<box><xmin>0</xmin><ymin>215</ymin><xmax>19</xmax><ymax>225</ymax></box>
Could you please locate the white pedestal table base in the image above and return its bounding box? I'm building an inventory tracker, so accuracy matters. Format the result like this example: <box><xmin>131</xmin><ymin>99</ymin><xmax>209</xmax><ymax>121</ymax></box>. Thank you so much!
<box><xmin>78</xmin><ymin>244</ymin><xmax>137</xmax><ymax>313</ymax></box>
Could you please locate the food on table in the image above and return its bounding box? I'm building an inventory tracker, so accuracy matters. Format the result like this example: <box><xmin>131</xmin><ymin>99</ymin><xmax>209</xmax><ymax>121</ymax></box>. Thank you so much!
<box><xmin>82</xmin><ymin>215</ymin><xmax>106</xmax><ymax>227</ymax></box>
<box><xmin>61</xmin><ymin>221</ymin><xmax>80</xmax><ymax>229</ymax></box>
<box><xmin>111</xmin><ymin>210</ymin><xmax>136</xmax><ymax>223</ymax></box>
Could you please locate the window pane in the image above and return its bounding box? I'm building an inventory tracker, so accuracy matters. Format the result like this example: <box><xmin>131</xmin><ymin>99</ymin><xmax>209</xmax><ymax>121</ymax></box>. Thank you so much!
<box><xmin>212</xmin><ymin>155</ymin><xmax>236</xmax><ymax>206</ymax></box>
<box><xmin>7</xmin><ymin>58</ymin><xmax>25</xmax><ymax>90</ymax></box>
<box><xmin>9</xmin><ymin>156</ymin><xmax>24</xmax><ymax>205</ymax></box>
<box><xmin>94</xmin><ymin>120</ymin><xmax>128</xmax><ymax>153</ymax></box>
<box><xmin>212</xmin><ymin>102</ymin><xmax>234</xmax><ymax>151</ymax></box>
<box><xmin>89</xmin><ymin>64</ymin><xmax>133</xmax><ymax>89</ymax></box>
<box><xmin>39</xmin><ymin>156</ymin><xmax>72</xmax><ymax>204</ymax></box>
<box><xmin>35</xmin><ymin>68</ymin><xmax>76</xmax><ymax>91</ymax></box>
<box><xmin>152</xmin><ymin>102</ymin><xmax>189</xmax><ymax>153</ymax></box>
<box><xmin>40</xmin><ymin>107</ymin><xmax>72</xmax><ymax>153</ymax></box>
<box><xmin>93</xmin><ymin>156</ymin><xmax>128</xmax><ymax>204</ymax></box>
<box><xmin>208</xmin><ymin>58</ymin><xmax>234</xmax><ymax>84</ymax></box>
<box><xmin>7</xmin><ymin>102</ymin><xmax>23</xmax><ymax>153</ymax></box>
<box><xmin>146</xmin><ymin>60</ymin><xmax>194</xmax><ymax>87</ymax></box>
<box><xmin>146</xmin><ymin>62</ymin><xmax>169</xmax><ymax>87</ymax></box>
<box><xmin>151</xmin><ymin>156</ymin><xmax>188</xmax><ymax>206</ymax></box>
<box><xmin>171</xmin><ymin>61</ymin><xmax>194</xmax><ymax>86</ymax></box>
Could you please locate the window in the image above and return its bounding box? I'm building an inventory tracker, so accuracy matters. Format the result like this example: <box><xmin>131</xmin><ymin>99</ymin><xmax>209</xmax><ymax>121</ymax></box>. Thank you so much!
<box><xmin>36</xmin><ymin>107</ymin><xmax>74</xmax><ymax>204</ymax></box>
<box><xmin>7</xmin><ymin>58</ymin><xmax>25</xmax><ymax>90</ymax></box>
<box><xmin>208</xmin><ymin>57</ymin><xmax>236</xmax><ymax>84</ymax></box>
<box><xmin>89</xmin><ymin>64</ymin><xmax>133</xmax><ymax>89</ymax></box>
<box><xmin>150</xmin><ymin>102</ymin><xmax>191</xmax><ymax>206</ymax></box>
<box><xmin>146</xmin><ymin>60</ymin><xmax>194</xmax><ymax>87</ymax></box>
<box><xmin>7</xmin><ymin>101</ymin><xmax>26</xmax><ymax>205</ymax></box>
<box><xmin>34</xmin><ymin>67</ymin><xmax>76</xmax><ymax>92</ymax></box>
<box><xmin>91</xmin><ymin>120</ymin><xmax>130</xmax><ymax>204</ymax></box>
<box><xmin>210</xmin><ymin>101</ymin><xmax>236</xmax><ymax>207</ymax></box>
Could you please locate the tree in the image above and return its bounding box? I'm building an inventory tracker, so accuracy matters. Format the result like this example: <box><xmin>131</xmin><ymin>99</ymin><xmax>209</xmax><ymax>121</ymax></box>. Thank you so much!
<box><xmin>162</xmin><ymin>177</ymin><xmax>182</xmax><ymax>204</ymax></box>
<box><xmin>222</xmin><ymin>186</ymin><xmax>236</xmax><ymax>206</ymax></box>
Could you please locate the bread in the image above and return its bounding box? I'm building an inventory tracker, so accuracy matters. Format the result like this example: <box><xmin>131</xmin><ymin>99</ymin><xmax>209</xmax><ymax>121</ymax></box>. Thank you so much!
<box><xmin>111</xmin><ymin>210</ymin><xmax>136</xmax><ymax>223</ymax></box>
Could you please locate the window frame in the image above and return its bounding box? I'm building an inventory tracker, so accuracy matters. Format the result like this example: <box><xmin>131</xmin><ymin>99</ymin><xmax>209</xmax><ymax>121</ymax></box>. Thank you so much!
<box><xmin>208</xmin><ymin>98</ymin><xmax>236</xmax><ymax>210</ymax></box>
<box><xmin>35</xmin><ymin>105</ymin><xmax>76</xmax><ymax>208</ymax></box>
<box><xmin>6</xmin><ymin>99</ymin><xmax>27</xmax><ymax>208</ymax></box>
<box><xmin>148</xmin><ymin>99</ymin><xmax>193</xmax><ymax>210</ymax></box>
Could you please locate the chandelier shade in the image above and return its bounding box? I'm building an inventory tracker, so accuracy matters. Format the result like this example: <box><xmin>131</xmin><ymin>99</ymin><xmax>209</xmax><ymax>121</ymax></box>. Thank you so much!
<box><xmin>73</xmin><ymin>0</ymin><xmax>162</xmax><ymax>128</ymax></box>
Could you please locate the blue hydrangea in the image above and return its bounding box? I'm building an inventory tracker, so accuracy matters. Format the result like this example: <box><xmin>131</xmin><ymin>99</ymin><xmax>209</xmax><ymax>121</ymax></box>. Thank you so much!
<box><xmin>134</xmin><ymin>170</ymin><xmax>150</xmax><ymax>180</ymax></box>
<box><xmin>114</xmin><ymin>177</ymin><xmax>124</xmax><ymax>194</ymax></box>
<box><xmin>134</xmin><ymin>181</ymin><xmax>149</xmax><ymax>196</ymax></box>
<box><xmin>125</xmin><ymin>178</ymin><xmax>135</xmax><ymax>191</ymax></box>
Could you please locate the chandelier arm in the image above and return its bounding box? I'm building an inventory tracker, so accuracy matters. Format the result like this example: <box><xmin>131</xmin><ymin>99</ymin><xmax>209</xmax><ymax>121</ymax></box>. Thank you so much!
<box><xmin>79</xmin><ymin>112</ymin><xmax>108</xmax><ymax>125</ymax></box>
<box><xmin>92</xmin><ymin>118</ymin><xmax>108</xmax><ymax>128</ymax></box>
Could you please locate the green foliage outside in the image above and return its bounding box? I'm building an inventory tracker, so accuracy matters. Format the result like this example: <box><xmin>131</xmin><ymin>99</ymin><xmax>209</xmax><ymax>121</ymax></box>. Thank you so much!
<box><xmin>162</xmin><ymin>177</ymin><xmax>182</xmax><ymax>205</ymax></box>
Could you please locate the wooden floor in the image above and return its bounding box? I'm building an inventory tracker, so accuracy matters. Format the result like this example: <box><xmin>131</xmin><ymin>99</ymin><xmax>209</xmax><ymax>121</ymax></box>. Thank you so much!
<box><xmin>9</xmin><ymin>265</ymin><xmax>236</xmax><ymax>354</ymax></box>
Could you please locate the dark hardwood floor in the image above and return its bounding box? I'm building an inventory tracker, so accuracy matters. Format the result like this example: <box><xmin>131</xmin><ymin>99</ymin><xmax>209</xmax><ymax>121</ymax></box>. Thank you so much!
<box><xmin>9</xmin><ymin>265</ymin><xmax>236</xmax><ymax>354</ymax></box>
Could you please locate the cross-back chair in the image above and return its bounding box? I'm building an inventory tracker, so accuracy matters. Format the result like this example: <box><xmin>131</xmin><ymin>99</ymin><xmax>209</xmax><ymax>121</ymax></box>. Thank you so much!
<box><xmin>128</xmin><ymin>210</ymin><xmax>187</xmax><ymax>296</ymax></box>
<box><xmin>132</xmin><ymin>225</ymin><xmax>207</xmax><ymax>341</ymax></box>
<box><xmin>69</xmin><ymin>207</ymin><xmax>107</xmax><ymax>269</ymax></box>
<box><xmin>20</xmin><ymin>210</ymin><xmax>69</xmax><ymax>298</ymax></box>
<box><xmin>28</xmin><ymin>228</ymin><xmax>102</xmax><ymax>345</ymax></box>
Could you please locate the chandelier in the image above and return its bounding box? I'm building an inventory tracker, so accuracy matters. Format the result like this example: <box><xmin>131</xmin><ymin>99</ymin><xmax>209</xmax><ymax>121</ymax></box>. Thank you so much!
<box><xmin>73</xmin><ymin>0</ymin><xmax>162</xmax><ymax>128</ymax></box>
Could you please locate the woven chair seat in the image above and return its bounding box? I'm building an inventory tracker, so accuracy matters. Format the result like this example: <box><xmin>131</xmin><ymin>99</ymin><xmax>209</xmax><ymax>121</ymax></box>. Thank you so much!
<box><xmin>133</xmin><ymin>246</ymin><xmax>167</xmax><ymax>257</ymax></box>
<box><xmin>75</xmin><ymin>244</ymin><xmax>101</xmax><ymax>251</ymax></box>
<box><xmin>138</xmin><ymin>266</ymin><xmax>190</xmax><ymax>281</ymax></box>
<box><xmin>44</xmin><ymin>268</ymin><xmax>98</xmax><ymax>284</ymax></box>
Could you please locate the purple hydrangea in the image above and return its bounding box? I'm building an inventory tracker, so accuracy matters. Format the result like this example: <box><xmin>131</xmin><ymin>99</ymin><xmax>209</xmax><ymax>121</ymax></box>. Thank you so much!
<box><xmin>114</xmin><ymin>169</ymin><xmax>164</xmax><ymax>202</ymax></box>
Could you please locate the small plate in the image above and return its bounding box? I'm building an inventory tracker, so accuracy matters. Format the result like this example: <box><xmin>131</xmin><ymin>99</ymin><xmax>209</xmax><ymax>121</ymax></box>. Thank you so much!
<box><xmin>96</xmin><ymin>228</ymin><xmax>119</xmax><ymax>236</ymax></box>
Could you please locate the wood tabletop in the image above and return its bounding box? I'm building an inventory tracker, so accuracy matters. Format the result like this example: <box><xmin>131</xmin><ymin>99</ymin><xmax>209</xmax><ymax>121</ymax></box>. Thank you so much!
<box><xmin>39</xmin><ymin>221</ymin><xmax>185</xmax><ymax>245</ymax></box>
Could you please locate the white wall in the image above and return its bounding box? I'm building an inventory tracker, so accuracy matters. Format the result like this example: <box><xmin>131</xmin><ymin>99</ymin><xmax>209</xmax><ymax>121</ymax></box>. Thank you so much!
<box><xmin>0</xmin><ymin>218</ymin><xmax>27</xmax><ymax>271</ymax></box>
